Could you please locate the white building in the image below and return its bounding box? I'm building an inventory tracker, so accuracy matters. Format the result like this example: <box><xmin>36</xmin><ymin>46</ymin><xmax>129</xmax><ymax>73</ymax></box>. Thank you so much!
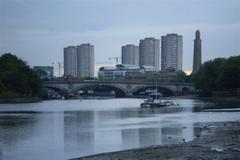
<box><xmin>139</xmin><ymin>37</ymin><xmax>160</xmax><ymax>70</ymax></box>
<box><xmin>121</xmin><ymin>44</ymin><xmax>139</xmax><ymax>65</ymax></box>
<box><xmin>98</xmin><ymin>64</ymin><xmax>156</xmax><ymax>80</ymax></box>
<box><xmin>161</xmin><ymin>34</ymin><xmax>183</xmax><ymax>71</ymax></box>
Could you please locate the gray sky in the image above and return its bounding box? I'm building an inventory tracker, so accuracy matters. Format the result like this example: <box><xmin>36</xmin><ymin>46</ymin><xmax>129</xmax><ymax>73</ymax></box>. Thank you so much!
<box><xmin>0</xmin><ymin>0</ymin><xmax>239</xmax><ymax>73</ymax></box>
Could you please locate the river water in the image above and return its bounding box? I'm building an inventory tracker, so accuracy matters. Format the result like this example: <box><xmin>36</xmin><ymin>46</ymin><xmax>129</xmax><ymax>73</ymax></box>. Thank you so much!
<box><xmin>0</xmin><ymin>98</ymin><xmax>240</xmax><ymax>160</ymax></box>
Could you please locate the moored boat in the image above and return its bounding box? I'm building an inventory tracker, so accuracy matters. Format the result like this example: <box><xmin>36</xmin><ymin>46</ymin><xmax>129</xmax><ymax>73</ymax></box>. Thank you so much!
<box><xmin>140</xmin><ymin>90</ymin><xmax>169</xmax><ymax>108</ymax></box>
<box><xmin>140</xmin><ymin>85</ymin><xmax>175</xmax><ymax>108</ymax></box>
<box><xmin>140</xmin><ymin>97</ymin><xmax>168</xmax><ymax>108</ymax></box>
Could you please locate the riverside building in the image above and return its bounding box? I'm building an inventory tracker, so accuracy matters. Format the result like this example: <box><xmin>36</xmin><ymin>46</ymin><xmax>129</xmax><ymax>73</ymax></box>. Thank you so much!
<box><xmin>139</xmin><ymin>37</ymin><xmax>160</xmax><ymax>70</ymax></box>
<box><xmin>64</xmin><ymin>43</ymin><xmax>94</xmax><ymax>78</ymax></box>
<box><xmin>121</xmin><ymin>44</ymin><xmax>139</xmax><ymax>65</ymax></box>
<box><xmin>161</xmin><ymin>34</ymin><xmax>183</xmax><ymax>71</ymax></box>
<box><xmin>33</xmin><ymin>66</ymin><xmax>54</xmax><ymax>80</ymax></box>
<box><xmin>64</xmin><ymin>46</ymin><xmax>77</xmax><ymax>77</ymax></box>
<box><xmin>98</xmin><ymin>64</ymin><xmax>156</xmax><ymax>80</ymax></box>
<box><xmin>77</xmin><ymin>44</ymin><xmax>94</xmax><ymax>78</ymax></box>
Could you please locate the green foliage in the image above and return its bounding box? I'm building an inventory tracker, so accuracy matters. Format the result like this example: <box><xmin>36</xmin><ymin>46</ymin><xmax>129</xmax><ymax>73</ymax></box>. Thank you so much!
<box><xmin>192</xmin><ymin>55</ymin><xmax>240</xmax><ymax>96</ymax></box>
<box><xmin>184</xmin><ymin>74</ymin><xmax>192</xmax><ymax>83</ymax></box>
<box><xmin>220</xmin><ymin>57</ymin><xmax>240</xmax><ymax>90</ymax></box>
<box><xmin>176</xmin><ymin>71</ymin><xmax>187</xmax><ymax>82</ymax></box>
<box><xmin>0</xmin><ymin>53</ymin><xmax>42</xmax><ymax>98</ymax></box>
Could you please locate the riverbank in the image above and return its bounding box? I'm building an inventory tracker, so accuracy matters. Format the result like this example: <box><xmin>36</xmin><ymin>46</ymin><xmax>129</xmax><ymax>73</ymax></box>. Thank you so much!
<box><xmin>173</xmin><ymin>94</ymin><xmax>240</xmax><ymax>101</ymax></box>
<box><xmin>172</xmin><ymin>95</ymin><xmax>240</xmax><ymax>108</ymax></box>
<box><xmin>199</xmin><ymin>96</ymin><xmax>240</xmax><ymax>103</ymax></box>
<box><xmin>71</xmin><ymin>121</ymin><xmax>240</xmax><ymax>160</ymax></box>
<box><xmin>0</xmin><ymin>97</ymin><xmax>41</xmax><ymax>104</ymax></box>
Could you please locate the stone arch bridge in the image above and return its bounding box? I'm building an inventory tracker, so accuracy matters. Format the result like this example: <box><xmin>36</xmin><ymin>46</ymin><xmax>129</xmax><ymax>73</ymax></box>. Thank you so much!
<box><xmin>43</xmin><ymin>81</ymin><xmax>195</xmax><ymax>97</ymax></box>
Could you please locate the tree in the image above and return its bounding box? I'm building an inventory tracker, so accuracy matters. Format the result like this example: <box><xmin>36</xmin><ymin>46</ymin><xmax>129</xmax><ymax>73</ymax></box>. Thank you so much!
<box><xmin>192</xmin><ymin>58</ymin><xmax>226</xmax><ymax>96</ymax></box>
<box><xmin>176</xmin><ymin>71</ymin><xmax>187</xmax><ymax>83</ymax></box>
<box><xmin>192</xmin><ymin>55</ymin><xmax>240</xmax><ymax>96</ymax></box>
<box><xmin>0</xmin><ymin>53</ymin><xmax>42</xmax><ymax>98</ymax></box>
<box><xmin>217</xmin><ymin>55</ymin><xmax>240</xmax><ymax>90</ymax></box>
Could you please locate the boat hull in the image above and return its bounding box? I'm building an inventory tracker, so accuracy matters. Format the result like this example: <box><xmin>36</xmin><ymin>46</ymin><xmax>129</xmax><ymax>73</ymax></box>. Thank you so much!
<box><xmin>140</xmin><ymin>102</ymin><xmax>167</xmax><ymax>108</ymax></box>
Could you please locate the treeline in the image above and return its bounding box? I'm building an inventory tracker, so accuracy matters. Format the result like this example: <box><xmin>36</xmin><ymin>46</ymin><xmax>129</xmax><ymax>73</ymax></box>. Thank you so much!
<box><xmin>0</xmin><ymin>53</ymin><xmax>42</xmax><ymax>99</ymax></box>
<box><xmin>192</xmin><ymin>55</ymin><xmax>240</xmax><ymax>96</ymax></box>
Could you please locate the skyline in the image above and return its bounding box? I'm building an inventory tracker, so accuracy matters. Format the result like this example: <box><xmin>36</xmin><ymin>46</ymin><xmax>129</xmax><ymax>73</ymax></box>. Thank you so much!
<box><xmin>0</xmin><ymin>0</ymin><xmax>239</xmax><ymax>73</ymax></box>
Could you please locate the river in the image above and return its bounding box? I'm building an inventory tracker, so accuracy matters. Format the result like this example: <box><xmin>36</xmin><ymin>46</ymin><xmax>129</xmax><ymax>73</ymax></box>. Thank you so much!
<box><xmin>0</xmin><ymin>98</ymin><xmax>239</xmax><ymax>160</ymax></box>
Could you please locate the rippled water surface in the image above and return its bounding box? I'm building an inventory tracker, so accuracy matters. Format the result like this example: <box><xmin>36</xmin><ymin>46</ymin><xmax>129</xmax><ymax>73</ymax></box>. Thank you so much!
<box><xmin>0</xmin><ymin>98</ymin><xmax>239</xmax><ymax>160</ymax></box>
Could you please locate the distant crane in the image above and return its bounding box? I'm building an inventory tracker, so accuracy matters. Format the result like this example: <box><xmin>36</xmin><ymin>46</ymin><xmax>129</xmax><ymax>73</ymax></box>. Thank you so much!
<box><xmin>109</xmin><ymin>57</ymin><xmax>121</xmax><ymax>64</ymax></box>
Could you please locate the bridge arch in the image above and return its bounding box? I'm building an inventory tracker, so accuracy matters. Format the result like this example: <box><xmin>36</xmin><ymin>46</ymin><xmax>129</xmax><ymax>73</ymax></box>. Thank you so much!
<box><xmin>43</xmin><ymin>85</ymin><xmax>68</xmax><ymax>93</ymax></box>
<box><xmin>179</xmin><ymin>86</ymin><xmax>194</xmax><ymax>95</ymax></box>
<box><xmin>71</xmin><ymin>84</ymin><xmax>126</xmax><ymax>98</ymax></box>
<box><xmin>42</xmin><ymin>85</ymin><xmax>69</xmax><ymax>98</ymax></box>
<box><xmin>131</xmin><ymin>85</ymin><xmax>176</xmax><ymax>97</ymax></box>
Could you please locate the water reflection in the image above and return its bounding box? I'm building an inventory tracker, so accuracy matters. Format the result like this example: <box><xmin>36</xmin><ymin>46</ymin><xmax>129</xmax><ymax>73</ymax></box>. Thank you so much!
<box><xmin>63</xmin><ymin>105</ymin><xmax>193</xmax><ymax>158</ymax></box>
<box><xmin>64</xmin><ymin>111</ymin><xmax>95</xmax><ymax>157</ymax></box>
<box><xmin>0</xmin><ymin>99</ymin><xmax>239</xmax><ymax>160</ymax></box>
<box><xmin>121</xmin><ymin>129</ymin><xmax>139</xmax><ymax>148</ymax></box>
<box><xmin>0</xmin><ymin>112</ymin><xmax>65</xmax><ymax>160</ymax></box>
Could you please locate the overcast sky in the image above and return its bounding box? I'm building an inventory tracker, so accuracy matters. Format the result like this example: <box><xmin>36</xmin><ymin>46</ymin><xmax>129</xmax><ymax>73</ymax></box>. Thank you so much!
<box><xmin>0</xmin><ymin>0</ymin><xmax>239</xmax><ymax>73</ymax></box>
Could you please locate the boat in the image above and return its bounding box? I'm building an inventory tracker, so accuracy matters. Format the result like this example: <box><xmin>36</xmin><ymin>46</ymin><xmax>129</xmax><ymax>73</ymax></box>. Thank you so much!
<box><xmin>140</xmin><ymin>84</ymin><xmax>174</xmax><ymax>108</ymax></box>
<box><xmin>141</xmin><ymin>100</ymin><xmax>167</xmax><ymax>108</ymax></box>
<box><xmin>140</xmin><ymin>92</ymin><xmax>168</xmax><ymax>108</ymax></box>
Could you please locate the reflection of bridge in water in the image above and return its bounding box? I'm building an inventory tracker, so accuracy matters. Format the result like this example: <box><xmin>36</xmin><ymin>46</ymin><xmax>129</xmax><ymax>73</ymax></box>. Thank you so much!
<box><xmin>43</xmin><ymin>80</ymin><xmax>195</xmax><ymax>97</ymax></box>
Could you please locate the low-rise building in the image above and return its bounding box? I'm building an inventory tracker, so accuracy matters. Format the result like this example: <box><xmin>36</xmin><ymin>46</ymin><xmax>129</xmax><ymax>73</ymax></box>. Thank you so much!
<box><xmin>33</xmin><ymin>66</ymin><xmax>54</xmax><ymax>80</ymax></box>
<box><xmin>98</xmin><ymin>64</ymin><xmax>179</xmax><ymax>82</ymax></box>
<box><xmin>98</xmin><ymin>64</ymin><xmax>156</xmax><ymax>80</ymax></box>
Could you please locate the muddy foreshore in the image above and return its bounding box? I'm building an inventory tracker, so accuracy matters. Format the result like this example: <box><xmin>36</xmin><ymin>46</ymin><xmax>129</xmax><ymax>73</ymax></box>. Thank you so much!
<box><xmin>71</xmin><ymin>121</ymin><xmax>240</xmax><ymax>160</ymax></box>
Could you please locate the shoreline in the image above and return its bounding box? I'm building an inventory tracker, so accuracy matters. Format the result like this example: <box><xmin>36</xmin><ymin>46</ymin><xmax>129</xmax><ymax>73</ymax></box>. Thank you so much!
<box><xmin>0</xmin><ymin>97</ymin><xmax>42</xmax><ymax>104</ymax></box>
<box><xmin>1</xmin><ymin>95</ymin><xmax>240</xmax><ymax>105</ymax></box>
<box><xmin>71</xmin><ymin>121</ymin><xmax>240</xmax><ymax>160</ymax></box>
<box><xmin>199</xmin><ymin>96</ymin><xmax>240</xmax><ymax>103</ymax></box>
<box><xmin>172</xmin><ymin>95</ymin><xmax>240</xmax><ymax>101</ymax></box>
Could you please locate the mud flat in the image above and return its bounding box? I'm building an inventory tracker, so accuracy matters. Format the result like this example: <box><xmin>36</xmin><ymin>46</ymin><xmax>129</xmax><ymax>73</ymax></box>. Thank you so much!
<box><xmin>71</xmin><ymin>121</ymin><xmax>240</xmax><ymax>160</ymax></box>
